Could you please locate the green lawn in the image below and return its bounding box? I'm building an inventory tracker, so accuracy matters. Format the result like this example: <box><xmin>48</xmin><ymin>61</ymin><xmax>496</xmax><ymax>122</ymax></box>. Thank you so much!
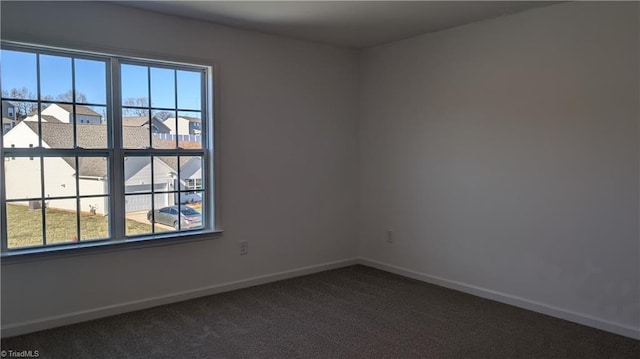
<box><xmin>6</xmin><ymin>204</ymin><xmax>152</xmax><ymax>249</ymax></box>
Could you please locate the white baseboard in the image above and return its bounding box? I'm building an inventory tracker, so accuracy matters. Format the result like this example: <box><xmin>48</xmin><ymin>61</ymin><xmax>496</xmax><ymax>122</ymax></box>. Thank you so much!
<box><xmin>1</xmin><ymin>257</ymin><xmax>359</xmax><ymax>338</ymax></box>
<box><xmin>358</xmin><ymin>257</ymin><xmax>640</xmax><ymax>340</ymax></box>
<box><xmin>4</xmin><ymin>257</ymin><xmax>639</xmax><ymax>340</ymax></box>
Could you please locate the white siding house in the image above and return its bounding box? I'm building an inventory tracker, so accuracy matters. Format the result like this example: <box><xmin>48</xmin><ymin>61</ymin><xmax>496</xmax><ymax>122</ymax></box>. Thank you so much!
<box><xmin>163</xmin><ymin>116</ymin><xmax>201</xmax><ymax>135</ymax></box>
<box><xmin>23</xmin><ymin>103</ymin><xmax>102</xmax><ymax>124</ymax></box>
<box><xmin>124</xmin><ymin>157</ymin><xmax>177</xmax><ymax>212</ymax></box>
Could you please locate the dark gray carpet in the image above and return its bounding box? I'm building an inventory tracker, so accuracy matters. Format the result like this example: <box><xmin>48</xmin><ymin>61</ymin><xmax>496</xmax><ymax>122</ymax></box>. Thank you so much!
<box><xmin>2</xmin><ymin>265</ymin><xmax>639</xmax><ymax>358</ymax></box>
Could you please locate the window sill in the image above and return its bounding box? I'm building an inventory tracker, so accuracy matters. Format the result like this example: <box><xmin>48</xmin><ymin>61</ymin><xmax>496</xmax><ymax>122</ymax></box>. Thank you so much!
<box><xmin>0</xmin><ymin>229</ymin><xmax>224</xmax><ymax>265</ymax></box>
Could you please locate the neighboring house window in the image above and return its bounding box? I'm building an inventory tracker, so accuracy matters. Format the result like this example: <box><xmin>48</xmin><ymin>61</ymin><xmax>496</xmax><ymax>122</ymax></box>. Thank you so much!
<box><xmin>186</xmin><ymin>178</ymin><xmax>203</xmax><ymax>191</ymax></box>
<box><xmin>0</xmin><ymin>42</ymin><xmax>216</xmax><ymax>255</ymax></box>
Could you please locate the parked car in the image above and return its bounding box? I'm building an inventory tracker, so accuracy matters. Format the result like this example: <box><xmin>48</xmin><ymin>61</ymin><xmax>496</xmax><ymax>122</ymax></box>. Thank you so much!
<box><xmin>147</xmin><ymin>205</ymin><xmax>202</xmax><ymax>230</ymax></box>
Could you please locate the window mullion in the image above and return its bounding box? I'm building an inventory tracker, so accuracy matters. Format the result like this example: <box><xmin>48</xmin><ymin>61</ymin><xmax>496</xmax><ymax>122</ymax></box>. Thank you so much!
<box><xmin>0</xmin><ymin>115</ymin><xmax>6</xmax><ymax>253</ymax></box>
<box><xmin>36</xmin><ymin>53</ymin><xmax>47</xmax><ymax>246</ymax></box>
<box><xmin>110</xmin><ymin>58</ymin><xmax>126</xmax><ymax>241</ymax></box>
<box><xmin>147</xmin><ymin>66</ymin><xmax>156</xmax><ymax>234</ymax></box>
<box><xmin>1</xmin><ymin>86</ymin><xmax>6</xmax><ymax>251</ymax></box>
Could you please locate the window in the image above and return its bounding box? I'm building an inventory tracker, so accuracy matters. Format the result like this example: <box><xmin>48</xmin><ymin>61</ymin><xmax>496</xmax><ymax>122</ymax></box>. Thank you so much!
<box><xmin>186</xmin><ymin>178</ymin><xmax>203</xmax><ymax>191</ymax></box>
<box><xmin>0</xmin><ymin>42</ymin><xmax>216</xmax><ymax>255</ymax></box>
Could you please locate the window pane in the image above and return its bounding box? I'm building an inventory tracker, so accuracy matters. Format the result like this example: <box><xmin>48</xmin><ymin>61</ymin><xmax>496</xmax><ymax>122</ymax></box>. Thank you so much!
<box><xmin>179</xmin><ymin>154</ymin><xmax>203</xmax><ymax>232</ymax></box>
<box><xmin>179</xmin><ymin>111</ymin><xmax>202</xmax><ymax>147</ymax></box>
<box><xmin>150</xmin><ymin>110</ymin><xmax>174</xmax><ymax>148</ymax></box>
<box><xmin>1</xmin><ymin>50</ymin><xmax>37</xmax><ymax>100</ymax></box>
<box><xmin>78</xmin><ymin>157</ymin><xmax>108</xmax><ymax>195</ymax></box>
<box><xmin>154</xmin><ymin>156</ymin><xmax>179</xmax><ymax>192</ymax></box>
<box><xmin>2</xmin><ymin>101</ymin><xmax>39</xmax><ymax>148</ymax></box>
<box><xmin>40</xmin><ymin>54</ymin><xmax>73</xmax><ymax>101</ymax></box>
<box><xmin>6</xmin><ymin>202</ymin><xmax>43</xmax><ymax>249</ymax></box>
<box><xmin>44</xmin><ymin>157</ymin><xmax>76</xmax><ymax>197</ymax></box>
<box><xmin>76</xmin><ymin>105</ymin><xmax>107</xmax><ymax>148</ymax></box>
<box><xmin>177</xmin><ymin>70</ymin><xmax>201</xmax><ymax>110</ymax></box>
<box><xmin>161</xmin><ymin>111</ymin><xmax>202</xmax><ymax>149</ymax></box>
<box><xmin>121</xmin><ymin>64</ymin><xmax>148</xmax><ymax>107</ymax></box>
<box><xmin>38</xmin><ymin>102</ymin><xmax>73</xmax><ymax>148</ymax></box>
<box><xmin>45</xmin><ymin>198</ymin><xmax>78</xmax><ymax>245</ymax></box>
<box><xmin>124</xmin><ymin>156</ymin><xmax>151</xmax><ymax>194</ymax></box>
<box><xmin>122</xmin><ymin>106</ymin><xmax>150</xmax><ymax>118</ymax></box>
<box><xmin>74</xmin><ymin>58</ymin><xmax>107</xmax><ymax>105</ymax></box>
<box><xmin>152</xmin><ymin>193</ymin><xmax>178</xmax><ymax>233</ymax></box>
<box><xmin>79</xmin><ymin>196</ymin><xmax>109</xmax><ymax>241</ymax></box>
<box><xmin>75</xmin><ymin>104</ymin><xmax>105</xmax><ymax>125</ymax></box>
<box><xmin>122</xmin><ymin>109</ymin><xmax>151</xmax><ymax>149</ymax></box>
<box><xmin>125</xmin><ymin>194</ymin><xmax>152</xmax><ymax>236</ymax></box>
<box><xmin>181</xmin><ymin>191</ymin><xmax>203</xmax><ymax>231</ymax></box>
<box><xmin>3</xmin><ymin>100</ymin><xmax>37</xmax><ymax>122</ymax></box>
<box><xmin>180</xmin><ymin>156</ymin><xmax>203</xmax><ymax>191</ymax></box>
<box><xmin>150</xmin><ymin>67</ymin><xmax>175</xmax><ymax>109</ymax></box>
<box><xmin>5</xmin><ymin>156</ymin><xmax>42</xmax><ymax>200</ymax></box>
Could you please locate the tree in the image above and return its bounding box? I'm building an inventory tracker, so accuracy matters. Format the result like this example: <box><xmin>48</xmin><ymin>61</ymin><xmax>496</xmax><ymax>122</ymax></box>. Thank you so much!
<box><xmin>2</xmin><ymin>87</ymin><xmax>90</xmax><ymax>121</ymax></box>
<box><xmin>153</xmin><ymin>111</ymin><xmax>173</xmax><ymax>121</ymax></box>
<box><xmin>123</xmin><ymin>97</ymin><xmax>150</xmax><ymax>117</ymax></box>
<box><xmin>2</xmin><ymin>87</ymin><xmax>37</xmax><ymax>120</ymax></box>
<box><xmin>55</xmin><ymin>89</ymin><xmax>87</xmax><ymax>103</ymax></box>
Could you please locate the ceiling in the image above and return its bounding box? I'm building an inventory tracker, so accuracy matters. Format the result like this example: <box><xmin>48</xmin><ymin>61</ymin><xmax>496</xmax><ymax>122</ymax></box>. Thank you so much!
<box><xmin>115</xmin><ymin>1</ymin><xmax>557</xmax><ymax>48</ymax></box>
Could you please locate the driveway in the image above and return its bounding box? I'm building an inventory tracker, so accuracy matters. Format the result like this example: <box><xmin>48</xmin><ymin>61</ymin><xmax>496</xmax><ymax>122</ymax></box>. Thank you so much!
<box><xmin>126</xmin><ymin>210</ymin><xmax>173</xmax><ymax>230</ymax></box>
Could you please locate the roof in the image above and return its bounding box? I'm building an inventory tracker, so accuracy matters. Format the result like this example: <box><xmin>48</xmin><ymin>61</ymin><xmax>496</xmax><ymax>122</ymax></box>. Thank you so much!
<box><xmin>123</xmin><ymin>116</ymin><xmax>171</xmax><ymax>133</ymax></box>
<box><xmin>122</xmin><ymin>116</ymin><xmax>152</xmax><ymax>127</ymax></box>
<box><xmin>57</xmin><ymin>104</ymin><xmax>101</xmax><ymax>117</ymax></box>
<box><xmin>41</xmin><ymin>115</ymin><xmax>62</xmax><ymax>123</ymax></box>
<box><xmin>2</xmin><ymin>117</ymin><xmax>15</xmax><ymax>125</ymax></box>
<box><xmin>24</xmin><ymin>121</ymin><xmax>151</xmax><ymax>149</ymax></box>
<box><xmin>28</xmin><ymin>104</ymin><xmax>101</xmax><ymax>117</ymax></box>
<box><xmin>22</xmin><ymin>122</ymin><xmax>194</xmax><ymax>177</ymax></box>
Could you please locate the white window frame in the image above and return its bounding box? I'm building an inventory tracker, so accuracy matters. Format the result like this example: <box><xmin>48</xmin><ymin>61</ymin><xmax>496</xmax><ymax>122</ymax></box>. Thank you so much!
<box><xmin>0</xmin><ymin>41</ymin><xmax>222</xmax><ymax>261</ymax></box>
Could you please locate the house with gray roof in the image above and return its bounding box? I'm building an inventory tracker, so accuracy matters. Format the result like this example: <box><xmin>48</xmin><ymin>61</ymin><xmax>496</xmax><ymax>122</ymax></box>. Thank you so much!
<box><xmin>24</xmin><ymin>103</ymin><xmax>103</xmax><ymax>124</ymax></box>
<box><xmin>3</xmin><ymin>121</ymin><xmax>202</xmax><ymax>215</ymax></box>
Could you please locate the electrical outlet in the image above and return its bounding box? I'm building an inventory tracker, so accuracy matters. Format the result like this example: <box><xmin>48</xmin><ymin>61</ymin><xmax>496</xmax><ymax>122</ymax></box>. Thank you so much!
<box><xmin>386</xmin><ymin>230</ymin><xmax>393</xmax><ymax>243</ymax></box>
<box><xmin>239</xmin><ymin>241</ymin><xmax>248</xmax><ymax>255</ymax></box>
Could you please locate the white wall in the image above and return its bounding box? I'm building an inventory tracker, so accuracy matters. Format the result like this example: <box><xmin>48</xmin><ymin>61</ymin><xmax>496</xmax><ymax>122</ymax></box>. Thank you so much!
<box><xmin>359</xmin><ymin>1</ymin><xmax>639</xmax><ymax>335</ymax></box>
<box><xmin>1</xmin><ymin>1</ymin><xmax>359</xmax><ymax>332</ymax></box>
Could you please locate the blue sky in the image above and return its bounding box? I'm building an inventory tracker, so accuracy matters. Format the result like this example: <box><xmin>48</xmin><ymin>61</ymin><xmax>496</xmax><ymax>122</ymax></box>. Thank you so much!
<box><xmin>1</xmin><ymin>49</ymin><xmax>202</xmax><ymax>113</ymax></box>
